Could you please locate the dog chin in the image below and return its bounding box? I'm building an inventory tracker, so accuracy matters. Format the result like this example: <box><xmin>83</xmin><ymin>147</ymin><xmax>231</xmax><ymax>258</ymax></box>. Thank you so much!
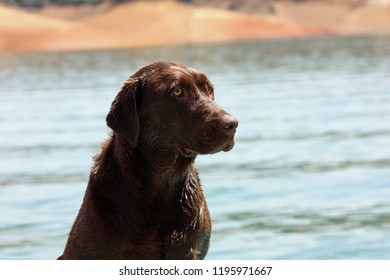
<box><xmin>202</xmin><ymin>139</ymin><xmax>236</xmax><ymax>154</ymax></box>
<box><xmin>222</xmin><ymin>139</ymin><xmax>235</xmax><ymax>152</ymax></box>
<box><xmin>182</xmin><ymin>136</ymin><xmax>236</xmax><ymax>156</ymax></box>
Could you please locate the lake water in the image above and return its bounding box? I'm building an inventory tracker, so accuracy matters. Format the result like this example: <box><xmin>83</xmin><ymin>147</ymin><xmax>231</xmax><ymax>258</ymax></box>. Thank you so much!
<box><xmin>1</xmin><ymin>35</ymin><xmax>390</xmax><ymax>260</ymax></box>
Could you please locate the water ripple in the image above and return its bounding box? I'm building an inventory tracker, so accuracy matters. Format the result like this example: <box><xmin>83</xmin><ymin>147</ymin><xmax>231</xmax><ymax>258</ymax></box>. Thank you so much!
<box><xmin>214</xmin><ymin>204</ymin><xmax>390</xmax><ymax>235</ymax></box>
<box><xmin>202</xmin><ymin>159</ymin><xmax>390</xmax><ymax>176</ymax></box>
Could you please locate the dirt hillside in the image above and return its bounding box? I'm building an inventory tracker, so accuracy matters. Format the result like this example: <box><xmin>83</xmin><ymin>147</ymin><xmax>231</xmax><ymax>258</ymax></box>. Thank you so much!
<box><xmin>0</xmin><ymin>0</ymin><xmax>389</xmax><ymax>53</ymax></box>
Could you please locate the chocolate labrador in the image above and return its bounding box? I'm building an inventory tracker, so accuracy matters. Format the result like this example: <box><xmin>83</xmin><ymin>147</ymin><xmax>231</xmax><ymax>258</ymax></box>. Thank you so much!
<box><xmin>58</xmin><ymin>61</ymin><xmax>238</xmax><ymax>260</ymax></box>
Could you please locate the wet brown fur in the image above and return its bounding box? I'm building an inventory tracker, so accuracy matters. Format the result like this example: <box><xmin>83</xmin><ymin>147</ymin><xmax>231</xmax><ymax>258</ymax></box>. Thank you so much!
<box><xmin>58</xmin><ymin>61</ymin><xmax>238</xmax><ymax>260</ymax></box>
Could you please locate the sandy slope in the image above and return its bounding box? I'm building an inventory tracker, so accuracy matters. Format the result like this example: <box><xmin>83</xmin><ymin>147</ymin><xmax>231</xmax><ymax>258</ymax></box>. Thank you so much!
<box><xmin>0</xmin><ymin>0</ymin><xmax>389</xmax><ymax>53</ymax></box>
<box><xmin>274</xmin><ymin>1</ymin><xmax>390</xmax><ymax>34</ymax></box>
<box><xmin>76</xmin><ymin>1</ymin><xmax>328</xmax><ymax>44</ymax></box>
<box><xmin>0</xmin><ymin>4</ymin><xmax>136</xmax><ymax>52</ymax></box>
<box><xmin>0</xmin><ymin>1</ymin><xmax>330</xmax><ymax>52</ymax></box>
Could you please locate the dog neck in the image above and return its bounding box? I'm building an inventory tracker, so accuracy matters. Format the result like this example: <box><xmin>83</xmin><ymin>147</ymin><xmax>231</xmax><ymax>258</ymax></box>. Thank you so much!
<box><xmin>136</xmin><ymin>141</ymin><xmax>196</xmax><ymax>188</ymax></box>
<box><xmin>111</xmin><ymin>133</ymin><xmax>196</xmax><ymax>194</ymax></box>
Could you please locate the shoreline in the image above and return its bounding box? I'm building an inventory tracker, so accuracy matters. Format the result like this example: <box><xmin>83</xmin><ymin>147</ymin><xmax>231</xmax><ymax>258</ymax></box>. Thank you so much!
<box><xmin>1</xmin><ymin>1</ymin><xmax>389</xmax><ymax>53</ymax></box>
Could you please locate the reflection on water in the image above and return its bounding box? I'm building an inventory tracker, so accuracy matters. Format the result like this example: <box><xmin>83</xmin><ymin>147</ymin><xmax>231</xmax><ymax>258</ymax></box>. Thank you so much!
<box><xmin>1</xmin><ymin>35</ymin><xmax>390</xmax><ymax>259</ymax></box>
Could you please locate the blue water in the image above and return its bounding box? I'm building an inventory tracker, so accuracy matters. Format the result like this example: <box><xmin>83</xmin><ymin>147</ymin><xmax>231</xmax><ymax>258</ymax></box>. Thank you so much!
<box><xmin>1</xmin><ymin>35</ymin><xmax>390</xmax><ymax>259</ymax></box>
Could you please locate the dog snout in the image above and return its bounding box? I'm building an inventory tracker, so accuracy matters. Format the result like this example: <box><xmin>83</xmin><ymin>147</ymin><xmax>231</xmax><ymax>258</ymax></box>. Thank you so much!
<box><xmin>220</xmin><ymin>114</ymin><xmax>238</xmax><ymax>135</ymax></box>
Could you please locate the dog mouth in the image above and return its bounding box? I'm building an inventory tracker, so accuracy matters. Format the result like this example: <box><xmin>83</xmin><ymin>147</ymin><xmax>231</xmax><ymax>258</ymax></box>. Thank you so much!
<box><xmin>221</xmin><ymin>137</ymin><xmax>235</xmax><ymax>152</ymax></box>
<box><xmin>202</xmin><ymin>131</ymin><xmax>236</xmax><ymax>153</ymax></box>
<box><xmin>181</xmin><ymin>135</ymin><xmax>236</xmax><ymax>157</ymax></box>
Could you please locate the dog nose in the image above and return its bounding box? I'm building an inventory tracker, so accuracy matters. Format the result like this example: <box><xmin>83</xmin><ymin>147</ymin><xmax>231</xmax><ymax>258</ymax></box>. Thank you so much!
<box><xmin>220</xmin><ymin>114</ymin><xmax>238</xmax><ymax>134</ymax></box>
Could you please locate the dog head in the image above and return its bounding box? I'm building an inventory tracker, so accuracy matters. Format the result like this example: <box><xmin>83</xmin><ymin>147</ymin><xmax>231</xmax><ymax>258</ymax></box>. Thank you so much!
<box><xmin>106</xmin><ymin>61</ymin><xmax>238</xmax><ymax>157</ymax></box>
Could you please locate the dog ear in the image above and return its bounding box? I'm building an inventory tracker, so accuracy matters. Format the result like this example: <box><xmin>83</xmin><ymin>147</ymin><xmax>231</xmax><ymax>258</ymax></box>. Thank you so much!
<box><xmin>106</xmin><ymin>78</ymin><xmax>142</xmax><ymax>148</ymax></box>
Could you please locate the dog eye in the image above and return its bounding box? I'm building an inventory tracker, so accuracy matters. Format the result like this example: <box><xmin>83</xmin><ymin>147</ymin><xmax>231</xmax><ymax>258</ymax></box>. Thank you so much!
<box><xmin>172</xmin><ymin>87</ymin><xmax>183</xmax><ymax>97</ymax></box>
